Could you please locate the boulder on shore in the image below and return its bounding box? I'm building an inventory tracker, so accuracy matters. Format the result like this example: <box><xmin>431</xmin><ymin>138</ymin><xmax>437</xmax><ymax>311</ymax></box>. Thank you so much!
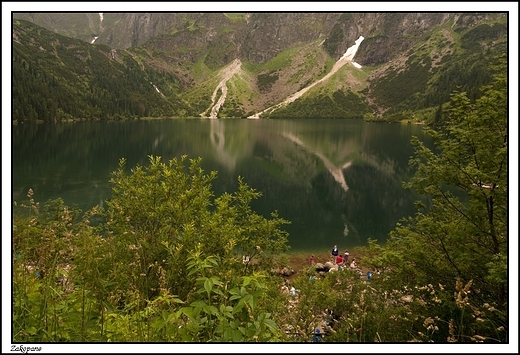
<box><xmin>324</xmin><ymin>261</ymin><xmax>335</xmax><ymax>269</ymax></box>
<box><xmin>314</xmin><ymin>262</ymin><xmax>328</xmax><ymax>272</ymax></box>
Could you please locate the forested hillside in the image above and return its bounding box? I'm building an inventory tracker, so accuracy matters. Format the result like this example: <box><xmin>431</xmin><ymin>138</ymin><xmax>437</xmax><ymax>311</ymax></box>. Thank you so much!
<box><xmin>13</xmin><ymin>19</ymin><xmax>190</xmax><ymax>120</ymax></box>
<box><xmin>365</xmin><ymin>20</ymin><xmax>507</xmax><ymax>121</ymax></box>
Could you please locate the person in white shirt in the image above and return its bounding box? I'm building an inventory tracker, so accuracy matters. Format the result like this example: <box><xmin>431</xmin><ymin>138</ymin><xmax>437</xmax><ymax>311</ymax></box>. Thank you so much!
<box><xmin>350</xmin><ymin>258</ymin><xmax>357</xmax><ymax>269</ymax></box>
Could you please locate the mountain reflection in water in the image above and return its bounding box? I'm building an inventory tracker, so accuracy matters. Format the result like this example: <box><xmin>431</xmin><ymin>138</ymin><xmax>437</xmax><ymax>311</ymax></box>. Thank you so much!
<box><xmin>12</xmin><ymin>119</ymin><xmax>431</xmax><ymax>251</ymax></box>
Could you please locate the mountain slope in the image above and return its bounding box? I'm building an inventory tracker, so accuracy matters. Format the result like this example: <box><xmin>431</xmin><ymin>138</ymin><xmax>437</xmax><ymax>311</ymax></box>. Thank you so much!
<box><xmin>11</xmin><ymin>13</ymin><xmax>508</xmax><ymax>122</ymax></box>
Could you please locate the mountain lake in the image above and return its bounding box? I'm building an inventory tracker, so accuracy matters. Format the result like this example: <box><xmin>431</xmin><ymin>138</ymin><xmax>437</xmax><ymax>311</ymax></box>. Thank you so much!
<box><xmin>12</xmin><ymin>118</ymin><xmax>433</xmax><ymax>252</ymax></box>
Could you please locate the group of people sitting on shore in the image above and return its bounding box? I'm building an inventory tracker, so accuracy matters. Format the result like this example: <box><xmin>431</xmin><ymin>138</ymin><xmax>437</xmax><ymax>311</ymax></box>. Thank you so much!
<box><xmin>306</xmin><ymin>245</ymin><xmax>382</xmax><ymax>281</ymax></box>
<box><xmin>309</xmin><ymin>245</ymin><xmax>356</xmax><ymax>269</ymax></box>
<box><xmin>330</xmin><ymin>244</ymin><xmax>355</xmax><ymax>268</ymax></box>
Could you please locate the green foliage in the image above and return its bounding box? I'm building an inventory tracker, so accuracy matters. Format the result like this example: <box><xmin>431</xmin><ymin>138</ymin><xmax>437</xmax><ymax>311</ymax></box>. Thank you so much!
<box><xmin>370</xmin><ymin>56</ymin><xmax>432</xmax><ymax>110</ymax></box>
<box><xmin>13</xmin><ymin>191</ymin><xmax>107</xmax><ymax>341</ymax></box>
<box><xmin>176</xmin><ymin>249</ymin><xmax>281</xmax><ymax>341</ymax></box>
<box><xmin>275</xmin><ymin>267</ymin><xmax>425</xmax><ymax>343</ymax></box>
<box><xmin>367</xmin><ymin>56</ymin><xmax>507</xmax><ymax>342</ymax></box>
<box><xmin>204</xmin><ymin>41</ymin><xmax>238</xmax><ymax>71</ymax></box>
<box><xmin>280</xmin><ymin>246</ymin><xmax>507</xmax><ymax>343</ymax></box>
<box><xmin>12</xmin><ymin>155</ymin><xmax>289</xmax><ymax>342</ymax></box>
<box><xmin>219</xmin><ymin>99</ymin><xmax>247</xmax><ymax>118</ymax></box>
<box><xmin>461</xmin><ymin>23</ymin><xmax>507</xmax><ymax>51</ymax></box>
<box><xmin>103</xmin><ymin>155</ymin><xmax>289</xmax><ymax>300</ymax></box>
<box><xmin>420</xmin><ymin>53</ymin><xmax>498</xmax><ymax>118</ymax></box>
<box><xmin>267</xmin><ymin>90</ymin><xmax>369</xmax><ymax>119</ymax></box>
<box><xmin>323</xmin><ymin>23</ymin><xmax>344</xmax><ymax>57</ymax></box>
<box><xmin>217</xmin><ymin>76</ymin><xmax>251</xmax><ymax>117</ymax></box>
<box><xmin>257</xmin><ymin>71</ymin><xmax>279</xmax><ymax>93</ymax></box>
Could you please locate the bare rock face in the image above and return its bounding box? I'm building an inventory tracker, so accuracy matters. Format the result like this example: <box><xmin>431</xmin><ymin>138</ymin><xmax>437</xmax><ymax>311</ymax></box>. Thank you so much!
<box><xmin>352</xmin><ymin>13</ymin><xmax>450</xmax><ymax>66</ymax></box>
<box><xmin>16</xmin><ymin>13</ymin><xmax>499</xmax><ymax>66</ymax></box>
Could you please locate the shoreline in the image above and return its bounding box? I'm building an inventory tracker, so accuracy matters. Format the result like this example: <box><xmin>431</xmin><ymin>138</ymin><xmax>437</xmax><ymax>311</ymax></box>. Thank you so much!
<box><xmin>284</xmin><ymin>245</ymin><xmax>370</xmax><ymax>279</ymax></box>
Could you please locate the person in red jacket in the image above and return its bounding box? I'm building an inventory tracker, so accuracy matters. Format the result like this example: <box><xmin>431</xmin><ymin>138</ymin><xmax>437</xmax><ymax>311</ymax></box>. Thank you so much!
<box><xmin>335</xmin><ymin>253</ymin><xmax>343</xmax><ymax>265</ymax></box>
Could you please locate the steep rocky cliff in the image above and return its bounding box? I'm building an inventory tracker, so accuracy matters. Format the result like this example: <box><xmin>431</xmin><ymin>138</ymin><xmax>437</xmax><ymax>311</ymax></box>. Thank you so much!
<box><xmin>15</xmin><ymin>13</ymin><xmax>501</xmax><ymax>64</ymax></box>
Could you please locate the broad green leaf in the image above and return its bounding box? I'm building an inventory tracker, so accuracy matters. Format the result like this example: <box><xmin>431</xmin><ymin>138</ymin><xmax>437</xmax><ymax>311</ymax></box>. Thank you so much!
<box><xmin>204</xmin><ymin>278</ymin><xmax>213</xmax><ymax>296</ymax></box>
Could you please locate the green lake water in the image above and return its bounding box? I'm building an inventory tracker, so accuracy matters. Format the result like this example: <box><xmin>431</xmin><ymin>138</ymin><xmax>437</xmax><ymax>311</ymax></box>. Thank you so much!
<box><xmin>12</xmin><ymin>118</ymin><xmax>432</xmax><ymax>251</ymax></box>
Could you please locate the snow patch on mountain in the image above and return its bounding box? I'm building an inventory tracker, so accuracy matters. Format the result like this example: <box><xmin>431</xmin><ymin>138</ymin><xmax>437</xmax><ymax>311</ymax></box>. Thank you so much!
<box><xmin>341</xmin><ymin>36</ymin><xmax>364</xmax><ymax>62</ymax></box>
